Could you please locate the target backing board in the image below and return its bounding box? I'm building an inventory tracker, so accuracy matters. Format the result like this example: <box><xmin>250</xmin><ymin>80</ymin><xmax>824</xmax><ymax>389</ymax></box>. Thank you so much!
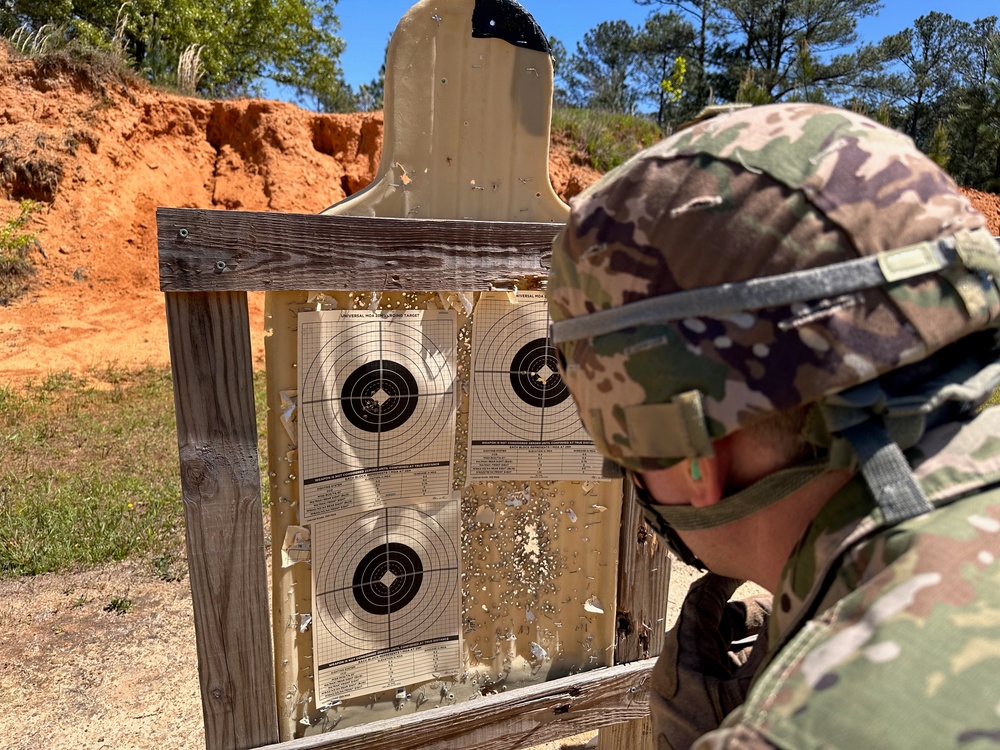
<box><xmin>468</xmin><ymin>292</ymin><xmax>603</xmax><ymax>482</ymax></box>
<box><xmin>298</xmin><ymin>309</ymin><xmax>457</xmax><ymax>522</ymax></box>
<box><xmin>311</xmin><ymin>501</ymin><xmax>461</xmax><ymax>703</ymax></box>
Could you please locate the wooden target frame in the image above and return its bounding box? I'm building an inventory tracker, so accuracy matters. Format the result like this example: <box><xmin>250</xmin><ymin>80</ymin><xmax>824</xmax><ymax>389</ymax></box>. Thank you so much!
<box><xmin>158</xmin><ymin>208</ymin><xmax>671</xmax><ymax>750</ymax></box>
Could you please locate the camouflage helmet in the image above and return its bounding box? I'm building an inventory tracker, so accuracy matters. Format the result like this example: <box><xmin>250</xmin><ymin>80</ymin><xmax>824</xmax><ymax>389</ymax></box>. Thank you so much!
<box><xmin>548</xmin><ymin>103</ymin><xmax>1000</xmax><ymax>476</ymax></box>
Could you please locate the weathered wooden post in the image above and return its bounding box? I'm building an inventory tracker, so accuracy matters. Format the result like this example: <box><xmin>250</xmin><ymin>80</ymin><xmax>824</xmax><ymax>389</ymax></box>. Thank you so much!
<box><xmin>165</xmin><ymin>290</ymin><xmax>279</xmax><ymax>748</ymax></box>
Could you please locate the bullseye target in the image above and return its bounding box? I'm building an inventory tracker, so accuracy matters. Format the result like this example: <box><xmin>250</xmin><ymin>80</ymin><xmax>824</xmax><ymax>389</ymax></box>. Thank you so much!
<box><xmin>471</xmin><ymin>294</ymin><xmax>586</xmax><ymax>442</ymax></box>
<box><xmin>301</xmin><ymin>317</ymin><xmax>453</xmax><ymax>466</ymax></box>
<box><xmin>312</xmin><ymin>503</ymin><xmax>460</xmax><ymax>661</ymax></box>
<box><xmin>340</xmin><ymin>360</ymin><xmax>420</xmax><ymax>433</ymax></box>
<box><xmin>352</xmin><ymin>542</ymin><xmax>424</xmax><ymax>615</ymax></box>
<box><xmin>509</xmin><ymin>337</ymin><xmax>570</xmax><ymax>408</ymax></box>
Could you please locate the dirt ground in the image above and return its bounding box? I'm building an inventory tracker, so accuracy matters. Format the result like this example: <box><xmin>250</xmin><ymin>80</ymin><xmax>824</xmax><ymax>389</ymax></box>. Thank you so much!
<box><xmin>0</xmin><ymin>43</ymin><xmax>600</xmax><ymax>384</ymax></box>
<box><xmin>0</xmin><ymin>561</ymin><xmax>206</xmax><ymax>750</ymax></box>
<box><xmin>3</xmin><ymin>42</ymin><xmax>1000</xmax><ymax>750</ymax></box>
<box><xmin>5</xmin><ymin>556</ymin><xmax>695</xmax><ymax>750</ymax></box>
<box><xmin>0</xmin><ymin>551</ymin><xmax>705</xmax><ymax>750</ymax></box>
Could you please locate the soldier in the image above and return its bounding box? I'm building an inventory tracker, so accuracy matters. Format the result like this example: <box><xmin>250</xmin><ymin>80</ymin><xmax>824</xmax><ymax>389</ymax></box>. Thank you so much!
<box><xmin>547</xmin><ymin>102</ymin><xmax>1000</xmax><ymax>748</ymax></box>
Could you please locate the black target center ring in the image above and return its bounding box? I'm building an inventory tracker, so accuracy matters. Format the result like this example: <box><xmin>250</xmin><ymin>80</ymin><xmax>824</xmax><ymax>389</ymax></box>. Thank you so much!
<box><xmin>352</xmin><ymin>542</ymin><xmax>424</xmax><ymax>615</ymax></box>
<box><xmin>341</xmin><ymin>360</ymin><xmax>419</xmax><ymax>432</ymax></box>
<box><xmin>509</xmin><ymin>338</ymin><xmax>569</xmax><ymax>408</ymax></box>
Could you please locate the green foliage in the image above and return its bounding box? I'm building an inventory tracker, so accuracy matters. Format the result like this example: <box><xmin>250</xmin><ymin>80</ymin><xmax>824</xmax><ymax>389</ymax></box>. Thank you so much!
<box><xmin>874</xmin><ymin>101</ymin><xmax>894</xmax><ymax>128</ymax></box>
<box><xmin>0</xmin><ymin>199</ymin><xmax>41</xmax><ymax>306</ymax></box>
<box><xmin>636</xmin><ymin>0</ymin><xmax>886</xmax><ymax>108</ymax></box>
<box><xmin>24</xmin><ymin>36</ymin><xmax>141</xmax><ymax>96</ymax></box>
<box><xmin>635</xmin><ymin>12</ymin><xmax>695</xmax><ymax>128</ymax></box>
<box><xmin>104</xmin><ymin>595</ymin><xmax>133</xmax><ymax>615</ymax></box>
<box><xmin>608</xmin><ymin>4</ymin><xmax>1000</xmax><ymax>189</ymax></box>
<box><xmin>636</xmin><ymin>0</ymin><xmax>727</xmax><ymax>119</ymax></box>
<box><xmin>944</xmin><ymin>16</ymin><xmax>1000</xmax><ymax>190</ymax></box>
<box><xmin>565</xmin><ymin>20</ymin><xmax>644</xmax><ymax>113</ymax></box>
<box><xmin>0</xmin><ymin>368</ymin><xmax>182</xmax><ymax>577</ymax></box>
<box><xmin>727</xmin><ymin>0</ymin><xmax>883</xmax><ymax>101</ymax></box>
<box><xmin>787</xmin><ymin>40</ymin><xmax>832</xmax><ymax>104</ymax></box>
<box><xmin>552</xmin><ymin>107</ymin><xmax>662</xmax><ymax>172</ymax></box>
<box><xmin>563</xmin><ymin>11</ymin><xmax>697</xmax><ymax>129</ymax></box>
<box><xmin>736</xmin><ymin>68</ymin><xmax>773</xmax><ymax>105</ymax></box>
<box><xmin>151</xmin><ymin>550</ymin><xmax>186</xmax><ymax>582</ymax></box>
<box><xmin>660</xmin><ymin>57</ymin><xmax>687</xmax><ymax>101</ymax></box>
<box><xmin>2</xmin><ymin>0</ymin><xmax>350</xmax><ymax>106</ymax></box>
<box><xmin>928</xmin><ymin>121</ymin><xmax>951</xmax><ymax>170</ymax></box>
<box><xmin>549</xmin><ymin>35</ymin><xmax>569</xmax><ymax>105</ymax></box>
<box><xmin>869</xmin><ymin>12</ymin><xmax>973</xmax><ymax>148</ymax></box>
<box><xmin>0</xmin><ymin>366</ymin><xmax>270</xmax><ymax>579</ymax></box>
<box><xmin>855</xmin><ymin>12</ymin><xmax>1000</xmax><ymax>189</ymax></box>
<box><xmin>660</xmin><ymin>56</ymin><xmax>686</xmax><ymax>104</ymax></box>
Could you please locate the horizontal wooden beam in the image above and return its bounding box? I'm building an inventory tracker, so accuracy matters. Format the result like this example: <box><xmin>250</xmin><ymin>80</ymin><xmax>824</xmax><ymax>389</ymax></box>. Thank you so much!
<box><xmin>157</xmin><ymin>208</ymin><xmax>561</xmax><ymax>292</ymax></box>
<box><xmin>254</xmin><ymin>659</ymin><xmax>655</xmax><ymax>750</ymax></box>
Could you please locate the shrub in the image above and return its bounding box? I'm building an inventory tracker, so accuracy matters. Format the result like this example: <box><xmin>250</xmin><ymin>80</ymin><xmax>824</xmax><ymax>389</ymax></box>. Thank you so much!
<box><xmin>0</xmin><ymin>199</ymin><xmax>41</xmax><ymax>305</ymax></box>
<box><xmin>552</xmin><ymin>107</ymin><xmax>662</xmax><ymax>172</ymax></box>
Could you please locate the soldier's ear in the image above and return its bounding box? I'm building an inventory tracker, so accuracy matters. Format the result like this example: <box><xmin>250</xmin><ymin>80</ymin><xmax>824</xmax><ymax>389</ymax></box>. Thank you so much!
<box><xmin>638</xmin><ymin>449</ymin><xmax>727</xmax><ymax>508</ymax></box>
<box><xmin>687</xmin><ymin>455</ymin><xmax>725</xmax><ymax>508</ymax></box>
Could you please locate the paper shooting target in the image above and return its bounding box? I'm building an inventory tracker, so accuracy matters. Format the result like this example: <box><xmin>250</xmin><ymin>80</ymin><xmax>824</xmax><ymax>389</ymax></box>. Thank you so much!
<box><xmin>298</xmin><ymin>311</ymin><xmax>456</xmax><ymax>474</ymax></box>
<box><xmin>471</xmin><ymin>295</ymin><xmax>586</xmax><ymax>442</ymax></box>
<box><xmin>312</xmin><ymin>504</ymin><xmax>460</xmax><ymax>661</ymax></box>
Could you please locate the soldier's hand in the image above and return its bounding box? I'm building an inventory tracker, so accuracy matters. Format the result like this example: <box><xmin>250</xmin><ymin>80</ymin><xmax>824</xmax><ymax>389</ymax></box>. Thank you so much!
<box><xmin>650</xmin><ymin>573</ymin><xmax>772</xmax><ymax>750</ymax></box>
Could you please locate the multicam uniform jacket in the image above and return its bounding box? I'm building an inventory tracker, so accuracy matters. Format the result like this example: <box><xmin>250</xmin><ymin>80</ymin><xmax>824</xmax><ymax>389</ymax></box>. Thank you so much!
<box><xmin>692</xmin><ymin>406</ymin><xmax>1000</xmax><ymax>749</ymax></box>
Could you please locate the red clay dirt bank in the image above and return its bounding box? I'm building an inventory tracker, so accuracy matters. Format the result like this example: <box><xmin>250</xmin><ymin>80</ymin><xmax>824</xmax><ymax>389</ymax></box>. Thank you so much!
<box><xmin>0</xmin><ymin>43</ymin><xmax>599</xmax><ymax>381</ymax></box>
<box><xmin>1</xmin><ymin>42</ymin><xmax>998</xmax><ymax>382</ymax></box>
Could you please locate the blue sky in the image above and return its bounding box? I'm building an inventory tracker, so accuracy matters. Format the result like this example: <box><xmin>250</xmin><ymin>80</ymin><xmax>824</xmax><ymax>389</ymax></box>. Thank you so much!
<box><xmin>268</xmin><ymin>1</ymin><xmax>991</xmax><ymax>102</ymax></box>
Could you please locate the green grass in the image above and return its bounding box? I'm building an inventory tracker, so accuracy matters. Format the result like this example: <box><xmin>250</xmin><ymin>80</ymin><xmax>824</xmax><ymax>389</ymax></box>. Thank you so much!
<box><xmin>552</xmin><ymin>107</ymin><xmax>663</xmax><ymax>173</ymax></box>
<box><xmin>0</xmin><ymin>366</ymin><xmax>269</xmax><ymax>579</ymax></box>
<box><xmin>984</xmin><ymin>387</ymin><xmax>1000</xmax><ymax>410</ymax></box>
<box><xmin>104</xmin><ymin>594</ymin><xmax>134</xmax><ymax>615</ymax></box>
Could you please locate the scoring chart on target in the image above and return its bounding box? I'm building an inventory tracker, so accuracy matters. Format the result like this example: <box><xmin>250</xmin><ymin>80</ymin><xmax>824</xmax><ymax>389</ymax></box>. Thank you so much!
<box><xmin>468</xmin><ymin>292</ymin><xmax>603</xmax><ymax>482</ymax></box>
<box><xmin>298</xmin><ymin>309</ymin><xmax>457</xmax><ymax>523</ymax></box>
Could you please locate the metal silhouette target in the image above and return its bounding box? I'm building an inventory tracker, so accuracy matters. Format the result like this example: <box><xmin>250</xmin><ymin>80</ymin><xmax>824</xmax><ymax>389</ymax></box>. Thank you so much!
<box><xmin>313</xmin><ymin>505</ymin><xmax>460</xmax><ymax>657</ymax></box>
<box><xmin>299</xmin><ymin>314</ymin><xmax>455</xmax><ymax>472</ymax></box>
<box><xmin>472</xmin><ymin>296</ymin><xmax>581</xmax><ymax>441</ymax></box>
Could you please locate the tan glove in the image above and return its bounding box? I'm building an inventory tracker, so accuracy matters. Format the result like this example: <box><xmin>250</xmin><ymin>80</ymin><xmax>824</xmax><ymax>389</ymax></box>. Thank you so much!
<box><xmin>650</xmin><ymin>574</ymin><xmax>772</xmax><ymax>750</ymax></box>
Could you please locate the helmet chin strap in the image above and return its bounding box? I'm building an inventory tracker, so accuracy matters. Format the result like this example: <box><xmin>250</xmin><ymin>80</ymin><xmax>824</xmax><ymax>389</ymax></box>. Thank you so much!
<box><xmin>629</xmin><ymin>352</ymin><xmax>1000</xmax><ymax>564</ymax></box>
<box><xmin>643</xmin><ymin>461</ymin><xmax>830</xmax><ymax>530</ymax></box>
<box><xmin>630</xmin><ymin>461</ymin><xmax>830</xmax><ymax>570</ymax></box>
<box><xmin>832</xmin><ymin>415</ymin><xmax>932</xmax><ymax>526</ymax></box>
<box><xmin>630</xmin><ymin>475</ymin><xmax>705</xmax><ymax>570</ymax></box>
<box><xmin>817</xmin><ymin>354</ymin><xmax>1000</xmax><ymax>525</ymax></box>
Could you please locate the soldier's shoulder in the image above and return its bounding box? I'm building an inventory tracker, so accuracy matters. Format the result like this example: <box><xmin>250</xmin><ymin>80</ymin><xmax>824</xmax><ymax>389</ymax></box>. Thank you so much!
<box><xmin>740</xmin><ymin>492</ymin><xmax>1000</xmax><ymax>747</ymax></box>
